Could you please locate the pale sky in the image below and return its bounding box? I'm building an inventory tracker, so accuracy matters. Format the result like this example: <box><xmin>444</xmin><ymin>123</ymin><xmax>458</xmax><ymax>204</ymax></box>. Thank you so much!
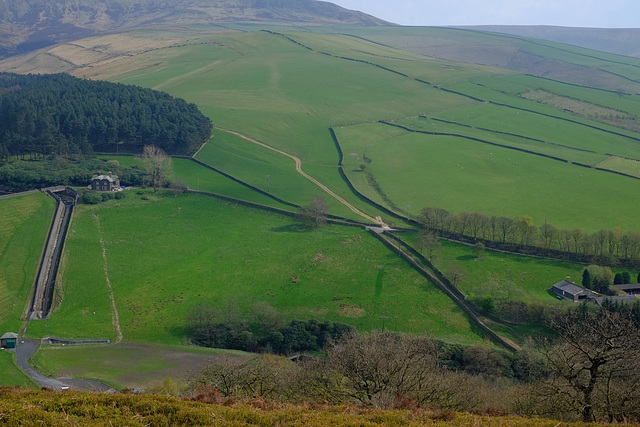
<box><xmin>330</xmin><ymin>0</ymin><xmax>640</xmax><ymax>28</ymax></box>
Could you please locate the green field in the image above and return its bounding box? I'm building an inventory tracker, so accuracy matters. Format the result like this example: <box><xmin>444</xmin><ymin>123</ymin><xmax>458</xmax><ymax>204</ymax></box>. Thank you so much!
<box><xmin>31</xmin><ymin>343</ymin><xmax>240</xmax><ymax>389</ymax></box>
<box><xmin>29</xmin><ymin>191</ymin><xmax>481</xmax><ymax>346</ymax></box>
<box><xmin>434</xmin><ymin>240</ymin><xmax>583</xmax><ymax>303</ymax></box>
<box><xmin>0</xmin><ymin>192</ymin><xmax>54</xmax><ymax>388</ymax></box>
<box><xmin>0</xmin><ymin>351</ymin><xmax>34</xmax><ymax>388</ymax></box>
<box><xmin>72</xmin><ymin>28</ymin><xmax>640</xmax><ymax>235</ymax></box>
<box><xmin>0</xmin><ymin>192</ymin><xmax>55</xmax><ymax>334</ymax></box>
<box><xmin>6</xmin><ymin>25</ymin><xmax>640</xmax><ymax>386</ymax></box>
<box><xmin>337</xmin><ymin>122</ymin><xmax>640</xmax><ymax>233</ymax></box>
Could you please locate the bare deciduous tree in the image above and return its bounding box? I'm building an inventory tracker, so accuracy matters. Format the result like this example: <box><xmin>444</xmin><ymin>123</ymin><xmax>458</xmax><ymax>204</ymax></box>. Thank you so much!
<box><xmin>445</xmin><ymin>263</ymin><xmax>465</xmax><ymax>288</ymax></box>
<box><xmin>532</xmin><ymin>307</ymin><xmax>640</xmax><ymax>423</ymax></box>
<box><xmin>323</xmin><ymin>331</ymin><xmax>439</xmax><ymax>406</ymax></box>
<box><xmin>417</xmin><ymin>229</ymin><xmax>441</xmax><ymax>260</ymax></box>
<box><xmin>139</xmin><ymin>144</ymin><xmax>173</xmax><ymax>193</ymax></box>
<box><xmin>192</xmin><ymin>354</ymin><xmax>298</xmax><ymax>400</ymax></box>
<box><xmin>297</xmin><ymin>195</ymin><xmax>329</xmax><ymax>227</ymax></box>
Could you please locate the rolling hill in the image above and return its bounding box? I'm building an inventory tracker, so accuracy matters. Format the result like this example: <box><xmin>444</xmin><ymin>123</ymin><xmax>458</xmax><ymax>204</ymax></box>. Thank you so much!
<box><xmin>0</xmin><ymin>0</ymin><xmax>388</xmax><ymax>59</ymax></box>
<box><xmin>4</xmin><ymin>2</ymin><xmax>640</xmax><ymax>411</ymax></box>
<box><xmin>459</xmin><ymin>25</ymin><xmax>640</xmax><ymax>58</ymax></box>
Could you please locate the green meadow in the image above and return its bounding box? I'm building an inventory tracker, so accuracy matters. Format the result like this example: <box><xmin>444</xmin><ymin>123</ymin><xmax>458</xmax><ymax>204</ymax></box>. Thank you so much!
<box><xmin>336</xmin><ymin>122</ymin><xmax>640</xmax><ymax>233</ymax></box>
<box><xmin>434</xmin><ymin>240</ymin><xmax>583</xmax><ymax>303</ymax></box>
<box><xmin>76</xmin><ymin>28</ymin><xmax>640</xmax><ymax>236</ymax></box>
<box><xmin>31</xmin><ymin>191</ymin><xmax>480</xmax><ymax>346</ymax></box>
<box><xmin>6</xmin><ymin>25</ymin><xmax>640</xmax><ymax>385</ymax></box>
<box><xmin>0</xmin><ymin>351</ymin><xmax>34</xmax><ymax>387</ymax></box>
<box><xmin>0</xmin><ymin>192</ymin><xmax>55</xmax><ymax>334</ymax></box>
<box><xmin>100</xmin><ymin>154</ymin><xmax>294</xmax><ymax>209</ymax></box>
<box><xmin>0</xmin><ymin>192</ymin><xmax>53</xmax><ymax>388</ymax></box>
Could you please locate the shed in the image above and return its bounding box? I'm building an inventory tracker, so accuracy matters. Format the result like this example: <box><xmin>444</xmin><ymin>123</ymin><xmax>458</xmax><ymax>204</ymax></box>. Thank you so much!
<box><xmin>611</xmin><ymin>283</ymin><xmax>640</xmax><ymax>295</ymax></box>
<box><xmin>552</xmin><ymin>280</ymin><xmax>597</xmax><ymax>302</ymax></box>
<box><xmin>91</xmin><ymin>173</ymin><xmax>120</xmax><ymax>192</ymax></box>
<box><xmin>0</xmin><ymin>332</ymin><xmax>18</xmax><ymax>349</ymax></box>
<box><xmin>595</xmin><ymin>295</ymin><xmax>639</xmax><ymax>306</ymax></box>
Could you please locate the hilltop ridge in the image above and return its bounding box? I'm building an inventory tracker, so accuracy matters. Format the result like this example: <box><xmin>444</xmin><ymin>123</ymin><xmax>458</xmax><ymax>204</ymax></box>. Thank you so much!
<box><xmin>458</xmin><ymin>25</ymin><xmax>640</xmax><ymax>58</ymax></box>
<box><xmin>0</xmin><ymin>0</ymin><xmax>389</xmax><ymax>58</ymax></box>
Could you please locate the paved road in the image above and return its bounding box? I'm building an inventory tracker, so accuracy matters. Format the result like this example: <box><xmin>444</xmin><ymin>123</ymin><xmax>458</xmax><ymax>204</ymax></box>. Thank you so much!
<box><xmin>15</xmin><ymin>339</ymin><xmax>114</xmax><ymax>392</ymax></box>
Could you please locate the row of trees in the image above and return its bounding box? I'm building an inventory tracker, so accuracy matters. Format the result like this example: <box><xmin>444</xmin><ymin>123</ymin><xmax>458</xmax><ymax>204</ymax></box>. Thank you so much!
<box><xmin>0</xmin><ymin>145</ymin><xmax>177</xmax><ymax>193</ymax></box>
<box><xmin>0</xmin><ymin>72</ymin><xmax>212</xmax><ymax>159</ymax></box>
<box><xmin>0</xmin><ymin>157</ymin><xmax>147</xmax><ymax>192</ymax></box>
<box><xmin>418</xmin><ymin>206</ymin><xmax>640</xmax><ymax>266</ymax></box>
<box><xmin>186</xmin><ymin>301</ymin><xmax>353</xmax><ymax>354</ymax></box>
<box><xmin>190</xmin><ymin>305</ymin><xmax>640</xmax><ymax>422</ymax></box>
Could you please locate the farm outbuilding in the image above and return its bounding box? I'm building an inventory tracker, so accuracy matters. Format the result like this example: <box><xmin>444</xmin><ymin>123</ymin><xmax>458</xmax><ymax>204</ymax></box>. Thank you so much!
<box><xmin>594</xmin><ymin>294</ymin><xmax>639</xmax><ymax>306</ymax></box>
<box><xmin>552</xmin><ymin>280</ymin><xmax>597</xmax><ymax>302</ymax></box>
<box><xmin>91</xmin><ymin>173</ymin><xmax>120</xmax><ymax>192</ymax></box>
<box><xmin>611</xmin><ymin>283</ymin><xmax>640</xmax><ymax>295</ymax></box>
<box><xmin>0</xmin><ymin>332</ymin><xmax>18</xmax><ymax>349</ymax></box>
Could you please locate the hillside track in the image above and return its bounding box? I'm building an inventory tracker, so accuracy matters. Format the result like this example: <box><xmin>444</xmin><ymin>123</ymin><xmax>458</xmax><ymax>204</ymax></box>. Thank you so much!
<box><xmin>213</xmin><ymin>126</ymin><xmax>388</xmax><ymax>227</ymax></box>
<box><xmin>93</xmin><ymin>215</ymin><xmax>123</xmax><ymax>344</ymax></box>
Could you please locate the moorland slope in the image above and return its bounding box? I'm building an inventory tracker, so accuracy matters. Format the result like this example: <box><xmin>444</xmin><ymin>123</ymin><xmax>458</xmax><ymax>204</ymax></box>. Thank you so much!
<box><xmin>0</xmin><ymin>0</ymin><xmax>388</xmax><ymax>59</ymax></box>
<box><xmin>460</xmin><ymin>25</ymin><xmax>640</xmax><ymax>58</ymax></box>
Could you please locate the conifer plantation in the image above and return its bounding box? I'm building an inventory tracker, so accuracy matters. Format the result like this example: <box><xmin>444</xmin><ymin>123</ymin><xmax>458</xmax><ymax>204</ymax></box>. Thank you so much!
<box><xmin>0</xmin><ymin>73</ymin><xmax>212</xmax><ymax>159</ymax></box>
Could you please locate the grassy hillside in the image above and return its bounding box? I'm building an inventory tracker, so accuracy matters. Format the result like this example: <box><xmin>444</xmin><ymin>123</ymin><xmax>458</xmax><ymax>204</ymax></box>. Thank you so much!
<box><xmin>343</xmin><ymin>26</ymin><xmax>640</xmax><ymax>92</ymax></box>
<box><xmin>0</xmin><ymin>192</ymin><xmax>55</xmax><ymax>333</ymax></box>
<box><xmin>29</xmin><ymin>191</ymin><xmax>480</xmax><ymax>345</ymax></box>
<box><xmin>4</xmin><ymin>25</ymin><xmax>640</xmax><ymax>388</ymax></box>
<box><xmin>49</xmin><ymin>28</ymin><xmax>639</xmax><ymax>233</ymax></box>
<box><xmin>459</xmin><ymin>26</ymin><xmax>640</xmax><ymax>58</ymax></box>
<box><xmin>31</xmin><ymin>343</ymin><xmax>238</xmax><ymax>389</ymax></box>
<box><xmin>0</xmin><ymin>192</ymin><xmax>54</xmax><ymax>387</ymax></box>
<box><xmin>336</xmin><ymin>120</ymin><xmax>640</xmax><ymax>232</ymax></box>
<box><xmin>0</xmin><ymin>351</ymin><xmax>34</xmax><ymax>388</ymax></box>
<box><xmin>0</xmin><ymin>0</ymin><xmax>388</xmax><ymax>59</ymax></box>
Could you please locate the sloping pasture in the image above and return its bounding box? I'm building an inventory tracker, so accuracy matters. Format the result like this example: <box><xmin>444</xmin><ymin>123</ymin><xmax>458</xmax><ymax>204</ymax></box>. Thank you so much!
<box><xmin>0</xmin><ymin>192</ymin><xmax>54</xmax><ymax>387</ymax></box>
<box><xmin>37</xmin><ymin>191</ymin><xmax>480</xmax><ymax>345</ymax></box>
<box><xmin>344</xmin><ymin>26</ymin><xmax>640</xmax><ymax>92</ymax></box>
<box><xmin>0</xmin><ymin>192</ymin><xmax>55</xmax><ymax>333</ymax></box>
<box><xmin>0</xmin><ymin>351</ymin><xmax>34</xmax><ymax>387</ymax></box>
<box><xmin>336</xmin><ymin>122</ymin><xmax>640</xmax><ymax>232</ymax></box>
<box><xmin>80</xmin><ymin>29</ymin><xmax>640</xmax><ymax>235</ymax></box>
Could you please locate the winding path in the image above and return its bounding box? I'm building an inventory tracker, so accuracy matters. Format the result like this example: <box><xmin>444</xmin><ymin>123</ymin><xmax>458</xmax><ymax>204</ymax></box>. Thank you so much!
<box><xmin>215</xmin><ymin>126</ymin><xmax>389</xmax><ymax>228</ymax></box>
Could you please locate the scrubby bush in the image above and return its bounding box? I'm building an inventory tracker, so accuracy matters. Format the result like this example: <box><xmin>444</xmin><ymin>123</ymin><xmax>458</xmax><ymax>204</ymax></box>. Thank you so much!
<box><xmin>101</xmin><ymin>192</ymin><xmax>115</xmax><ymax>202</ymax></box>
<box><xmin>80</xmin><ymin>191</ymin><xmax>102</xmax><ymax>204</ymax></box>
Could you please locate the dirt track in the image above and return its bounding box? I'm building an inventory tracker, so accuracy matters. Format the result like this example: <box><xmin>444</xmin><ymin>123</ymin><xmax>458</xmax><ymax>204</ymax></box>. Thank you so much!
<box><xmin>94</xmin><ymin>214</ymin><xmax>123</xmax><ymax>344</ymax></box>
<box><xmin>216</xmin><ymin>127</ymin><xmax>388</xmax><ymax>227</ymax></box>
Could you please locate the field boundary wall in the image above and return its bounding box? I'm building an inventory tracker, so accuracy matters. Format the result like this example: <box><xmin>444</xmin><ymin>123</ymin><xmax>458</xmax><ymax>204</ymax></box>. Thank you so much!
<box><xmin>369</xmin><ymin>229</ymin><xmax>520</xmax><ymax>352</ymax></box>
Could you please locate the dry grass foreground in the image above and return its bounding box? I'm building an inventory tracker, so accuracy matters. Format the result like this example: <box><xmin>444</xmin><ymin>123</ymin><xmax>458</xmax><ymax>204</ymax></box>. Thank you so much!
<box><xmin>0</xmin><ymin>386</ymin><xmax>608</xmax><ymax>426</ymax></box>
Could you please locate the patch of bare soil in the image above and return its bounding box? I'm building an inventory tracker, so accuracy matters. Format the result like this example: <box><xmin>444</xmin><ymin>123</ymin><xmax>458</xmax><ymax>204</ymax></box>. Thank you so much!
<box><xmin>114</xmin><ymin>343</ymin><xmax>221</xmax><ymax>388</ymax></box>
<box><xmin>338</xmin><ymin>303</ymin><xmax>365</xmax><ymax>318</ymax></box>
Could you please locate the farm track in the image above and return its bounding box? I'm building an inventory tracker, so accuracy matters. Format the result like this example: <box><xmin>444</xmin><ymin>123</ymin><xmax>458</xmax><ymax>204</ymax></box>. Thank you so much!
<box><xmin>214</xmin><ymin>126</ymin><xmax>387</xmax><ymax>227</ymax></box>
<box><xmin>93</xmin><ymin>214</ymin><xmax>123</xmax><ymax>344</ymax></box>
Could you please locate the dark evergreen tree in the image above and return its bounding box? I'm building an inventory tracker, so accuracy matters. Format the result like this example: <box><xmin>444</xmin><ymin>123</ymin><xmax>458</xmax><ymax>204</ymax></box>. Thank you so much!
<box><xmin>582</xmin><ymin>268</ymin><xmax>591</xmax><ymax>289</ymax></box>
<box><xmin>622</xmin><ymin>271</ymin><xmax>631</xmax><ymax>284</ymax></box>
<box><xmin>615</xmin><ymin>272</ymin><xmax>624</xmax><ymax>285</ymax></box>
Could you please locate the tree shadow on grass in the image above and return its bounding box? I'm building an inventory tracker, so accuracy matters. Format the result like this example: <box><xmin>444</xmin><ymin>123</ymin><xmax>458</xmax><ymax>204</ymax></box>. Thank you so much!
<box><xmin>271</xmin><ymin>224</ymin><xmax>313</xmax><ymax>233</ymax></box>
<box><xmin>457</xmin><ymin>255</ymin><xmax>475</xmax><ymax>261</ymax></box>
